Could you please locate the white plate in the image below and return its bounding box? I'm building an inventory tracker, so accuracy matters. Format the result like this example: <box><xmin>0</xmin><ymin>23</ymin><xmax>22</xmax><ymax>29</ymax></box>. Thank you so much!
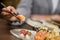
<box><xmin>26</xmin><ymin>18</ymin><xmax>58</xmax><ymax>28</ymax></box>
<box><xmin>10</xmin><ymin>29</ymin><xmax>36</xmax><ymax>40</ymax></box>
<box><xmin>26</xmin><ymin>18</ymin><xmax>43</xmax><ymax>28</ymax></box>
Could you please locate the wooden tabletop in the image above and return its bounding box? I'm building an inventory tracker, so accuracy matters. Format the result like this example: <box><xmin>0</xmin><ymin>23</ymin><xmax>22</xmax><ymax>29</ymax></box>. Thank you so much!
<box><xmin>0</xmin><ymin>18</ymin><xmax>33</xmax><ymax>40</ymax></box>
<box><xmin>0</xmin><ymin>14</ymin><xmax>60</xmax><ymax>40</ymax></box>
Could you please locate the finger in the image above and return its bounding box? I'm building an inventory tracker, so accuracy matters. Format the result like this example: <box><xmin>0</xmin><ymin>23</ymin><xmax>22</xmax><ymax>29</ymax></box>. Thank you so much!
<box><xmin>11</xmin><ymin>7</ymin><xmax>17</xmax><ymax>14</ymax></box>
<box><xmin>6</xmin><ymin>6</ymin><xmax>12</xmax><ymax>11</ymax></box>
<box><xmin>2</xmin><ymin>6</ymin><xmax>14</xmax><ymax>12</ymax></box>
<box><xmin>2</xmin><ymin>8</ymin><xmax>9</xmax><ymax>12</ymax></box>
<box><xmin>9</xmin><ymin>16</ymin><xmax>17</xmax><ymax>21</ymax></box>
<box><xmin>1</xmin><ymin>12</ymin><xmax>13</xmax><ymax>19</ymax></box>
<box><xmin>7</xmin><ymin>6</ymin><xmax>16</xmax><ymax>12</ymax></box>
<box><xmin>7</xmin><ymin>6</ymin><xmax>17</xmax><ymax>14</ymax></box>
<box><xmin>1</xmin><ymin>12</ymin><xmax>10</xmax><ymax>16</ymax></box>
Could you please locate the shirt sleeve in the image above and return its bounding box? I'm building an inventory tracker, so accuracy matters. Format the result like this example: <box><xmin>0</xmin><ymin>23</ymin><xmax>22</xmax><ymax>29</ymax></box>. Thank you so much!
<box><xmin>16</xmin><ymin>0</ymin><xmax>32</xmax><ymax>19</ymax></box>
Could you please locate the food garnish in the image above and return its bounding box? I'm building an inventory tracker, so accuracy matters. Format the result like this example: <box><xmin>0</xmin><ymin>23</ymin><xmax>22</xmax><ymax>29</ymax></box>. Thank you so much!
<box><xmin>20</xmin><ymin>29</ymin><xmax>32</xmax><ymax>37</ymax></box>
<box><xmin>20</xmin><ymin>29</ymin><xmax>27</xmax><ymax>35</ymax></box>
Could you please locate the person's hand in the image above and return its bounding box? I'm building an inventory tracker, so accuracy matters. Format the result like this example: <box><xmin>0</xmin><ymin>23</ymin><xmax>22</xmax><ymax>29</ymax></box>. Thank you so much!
<box><xmin>1</xmin><ymin>6</ymin><xmax>17</xmax><ymax>21</ymax></box>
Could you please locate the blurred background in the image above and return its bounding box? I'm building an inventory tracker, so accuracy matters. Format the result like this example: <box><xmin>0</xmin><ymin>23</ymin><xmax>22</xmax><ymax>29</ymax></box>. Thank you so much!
<box><xmin>0</xmin><ymin>0</ymin><xmax>20</xmax><ymax>8</ymax></box>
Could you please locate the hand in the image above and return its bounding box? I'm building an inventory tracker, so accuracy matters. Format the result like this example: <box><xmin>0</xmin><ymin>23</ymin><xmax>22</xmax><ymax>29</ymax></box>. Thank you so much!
<box><xmin>1</xmin><ymin>6</ymin><xmax>17</xmax><ymax>21</ymax></box>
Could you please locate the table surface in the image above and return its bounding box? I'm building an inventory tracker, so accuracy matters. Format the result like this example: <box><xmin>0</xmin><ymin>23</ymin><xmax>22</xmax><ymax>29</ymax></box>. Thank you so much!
<box><xmin>0</xmin><ymin>17</ymin><xmax>60</xmax><ymax>40</ymax></box>
<box><xmin>0</xmin><ymin>18</ymin><xmax>34</xmax><ymax>40</ymax></box>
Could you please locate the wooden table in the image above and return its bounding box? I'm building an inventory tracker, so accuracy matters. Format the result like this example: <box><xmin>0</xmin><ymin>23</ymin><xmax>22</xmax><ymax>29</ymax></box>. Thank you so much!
<box><xmin>0</xmin><ymin>14</ymin><xmax>60</xmax><ymax>40</ymax></box>
<box><xmin>0</xmin><ymin>18</ymin><xmax>33</xmax><ymax>40</ymax></box>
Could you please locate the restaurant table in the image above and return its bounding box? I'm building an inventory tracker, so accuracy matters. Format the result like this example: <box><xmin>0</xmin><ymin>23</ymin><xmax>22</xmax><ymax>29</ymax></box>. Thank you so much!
<box><xmin>0</xmin><ymin>14</ymin><xmax>60</xmax><ymax>40</ymax></box>
<box><xmin>0</xmin><ymin>18</ymin><xmax>34</xmax><ymax>40</ymax></box>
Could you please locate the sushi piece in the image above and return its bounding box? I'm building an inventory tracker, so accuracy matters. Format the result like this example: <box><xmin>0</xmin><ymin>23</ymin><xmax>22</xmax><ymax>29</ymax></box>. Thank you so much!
<box><xmin>16</xmin><ymin>15</ymin><xmax>25</xmax><ymax>21</ymax></box>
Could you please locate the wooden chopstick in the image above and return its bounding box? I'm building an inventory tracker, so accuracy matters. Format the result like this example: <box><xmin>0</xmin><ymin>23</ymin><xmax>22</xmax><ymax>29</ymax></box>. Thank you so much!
<box><xmin>51</xmin><ymin>20</ymin><xmax>60</xmax><ymax>26</ymax></box>
<box><xmin>0</xmin><ymin>2</ymin><xmax>6</xmax><ymax>7</ymax></box>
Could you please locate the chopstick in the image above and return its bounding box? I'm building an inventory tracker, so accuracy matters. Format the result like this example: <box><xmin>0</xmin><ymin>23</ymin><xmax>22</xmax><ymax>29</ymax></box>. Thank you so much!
<box><xmin>50</xmin><ymin>20</ymin><xmax>60</xmax><ymax>26</ymax></box>
<box><xmin>0</xmin><ymin>2</ymin><xmax>6</xmax><ymax>7</ymax></box>
<box><xmin>48</xmin><ymin>19</ymin><xmax>60</xmax><ymax>26</ymax></box>
<box><xmin>0</xmin><ymin>2</ymin><xmax>17</xmax><ymax>17</ymax></box>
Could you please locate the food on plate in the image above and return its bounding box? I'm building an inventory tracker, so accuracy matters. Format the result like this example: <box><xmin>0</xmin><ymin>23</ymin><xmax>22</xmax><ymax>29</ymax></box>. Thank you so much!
<box><xmin>20</xmin><ymin>29</ymin><xmax>27</xmax><ymax>35</ymax></box>
<box><xmin>19</xmin><ymin>29</ymin><xmax>32</xmax><ymax>40</ymax></box>
<box><xmin>50</xmin><ymin>36</ymin><xmax>60</xmax><ymax>40</ymax></box>
<box><xmin>34</xmin><ymin>30</ymin><xmax>49</xmax><ymax>40</ymax></box>
<box><xmin>25</xmin><ymin>34</ymin><xmax>32</xmax><ymax>40</ymax></box>
<box><xmin>27</xmin><ymin>31</ymin><xmax>32</xmax><ymax>37</ymax></box>
<box><xmin>16</xmin><ymin>15</ymin><xmax>25</xmax><ymax>21</ymax></box>
<box><xmin>20</xmin><ymin>29</ymin><xmax>32</xmax><ymax>36</ymax></box>
<box><xmin>34</xmin><ymin>26</ymin><xmax>60</xmax><ymax>40</ymax></box>
<box><xmin>20</xmin><ymin>34</ymin><xmax>25</xmax><ymax>39</ymax></box>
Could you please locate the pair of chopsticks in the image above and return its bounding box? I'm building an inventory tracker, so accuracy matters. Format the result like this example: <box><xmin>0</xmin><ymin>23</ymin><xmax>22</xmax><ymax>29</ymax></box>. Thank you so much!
<box><xmin>0</xmin><ymin>2</ymin><xmax>18</xmax><ymax>17</ymax></box>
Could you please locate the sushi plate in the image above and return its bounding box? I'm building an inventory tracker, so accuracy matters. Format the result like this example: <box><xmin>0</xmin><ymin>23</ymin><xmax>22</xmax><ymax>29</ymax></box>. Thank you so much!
<box><xmin>10</xmin><ymin>29</ymin><xmax>36</xmax><ymax>40</ymax></box>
